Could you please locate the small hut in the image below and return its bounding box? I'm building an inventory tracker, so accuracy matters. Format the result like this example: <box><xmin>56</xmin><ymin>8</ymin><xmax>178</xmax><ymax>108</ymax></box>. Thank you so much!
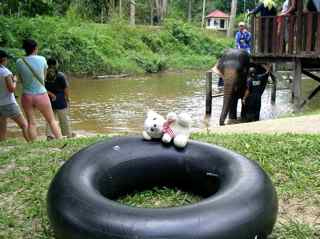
<box><xmin>206</xmin><ymin>10</ymin><xmax>230</xmax><ymax>31</ymax></box>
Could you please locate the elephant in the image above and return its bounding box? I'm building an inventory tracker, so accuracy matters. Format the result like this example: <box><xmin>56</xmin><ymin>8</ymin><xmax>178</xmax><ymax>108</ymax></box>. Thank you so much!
<box><xmin>214</xmin><ymin>49</ymin><xmax>250</xmax><ymax>126</ymax></box>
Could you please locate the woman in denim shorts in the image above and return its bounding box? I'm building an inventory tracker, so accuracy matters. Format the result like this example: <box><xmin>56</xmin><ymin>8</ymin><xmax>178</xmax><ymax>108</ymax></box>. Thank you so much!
<box><xmin>0</xmin><ymin>50</ymin><xmax>29</xmax><ymax>141</ymax></box>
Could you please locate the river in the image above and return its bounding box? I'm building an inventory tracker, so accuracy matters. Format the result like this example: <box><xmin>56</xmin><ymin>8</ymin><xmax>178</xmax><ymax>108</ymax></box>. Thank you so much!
<box><xmin>6</xmin><ymin>71</ymin><xmax>320</xmax><ymax>137</ymax></box>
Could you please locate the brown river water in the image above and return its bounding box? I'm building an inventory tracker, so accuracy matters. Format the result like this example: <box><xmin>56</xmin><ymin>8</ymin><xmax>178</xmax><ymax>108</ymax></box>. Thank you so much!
<box><xmin>6</xmin><ymin>71</ymin><xmax>320</xmax><ymax>138</ymax></box>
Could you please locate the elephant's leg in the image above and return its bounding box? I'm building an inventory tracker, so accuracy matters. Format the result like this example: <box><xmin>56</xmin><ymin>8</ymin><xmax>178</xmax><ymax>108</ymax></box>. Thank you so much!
<box><xmin>228</xmin><ymin>95</ymin><xmax>238</xmax><ymax>121</ymax></box>
<box><xmin>219</xmin><ymin>94</ymin><xmax>233</xmax><ymax>126</ymax></box>
<box><xmin>221</xmin><ymin>68</ymin><xmax>238</xmax><ymax>125</ymax></box>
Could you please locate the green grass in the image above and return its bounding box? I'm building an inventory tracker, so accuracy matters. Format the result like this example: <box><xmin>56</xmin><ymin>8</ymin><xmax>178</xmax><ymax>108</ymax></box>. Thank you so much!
<box><xmin>118</xmin><ymin>187</ymin><xmax>202</xmax><ymax>208</ymax></box>
<box><xmin>0</xmin><ymin>133</ymin><xmax>319</xmax><ymax>238</ymax></box>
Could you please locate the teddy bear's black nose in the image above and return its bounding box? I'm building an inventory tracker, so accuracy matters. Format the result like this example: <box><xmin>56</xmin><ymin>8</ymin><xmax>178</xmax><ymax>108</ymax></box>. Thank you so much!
<box><xmin>154</xmin><ymin>124</ymin><xmax>157</xmax><ymax>127</ymax></box>
<box><xmin>150</xmin><ymin>128</ymin><xmax>154</xmax><ymax>132</ymax></box>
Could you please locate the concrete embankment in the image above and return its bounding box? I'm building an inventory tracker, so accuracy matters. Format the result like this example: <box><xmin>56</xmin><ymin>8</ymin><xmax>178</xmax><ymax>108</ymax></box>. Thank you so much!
<box><xmin>206</xmin><ymin>115</ymin><xmax>320</xmax><ymax>134</ymax></box>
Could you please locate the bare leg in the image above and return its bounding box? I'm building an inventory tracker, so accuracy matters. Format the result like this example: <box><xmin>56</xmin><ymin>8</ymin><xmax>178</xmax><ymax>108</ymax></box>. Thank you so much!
<box><xmin>45</xmin><ymin>110</ymin><xmax>56</xmax><ymax>138</ymax></box>
<box><xmin>0</xmin><ymin>117</ymin><xmax>7</xmax><ymax>141</ymax></box>
<box><xmin>11</xmin><ymin>114</ymin><xmax>29</xmax><ymax>142</ymax></box>
<box><xmin>37</xmin><ymin>103</ymin><xmax>62</xmax><ymax>139</ymax></box>
<box><xmin>23</xmin><ymin>107</ymin><xmax>38</xmax><ymax>141</ymax></box>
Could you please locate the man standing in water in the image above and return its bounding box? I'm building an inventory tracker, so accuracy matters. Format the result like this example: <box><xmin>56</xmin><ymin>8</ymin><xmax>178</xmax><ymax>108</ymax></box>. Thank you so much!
<box><xmin>242</xmin><ymin>65</ymin><xmax>271</xmax><ymax>122</ymax></box>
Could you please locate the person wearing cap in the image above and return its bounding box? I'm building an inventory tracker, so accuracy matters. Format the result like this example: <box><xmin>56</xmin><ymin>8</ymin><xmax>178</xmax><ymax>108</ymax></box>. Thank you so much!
<box><xmin>235</xmin><ymin>22</ymin><xmax>252</xmax><ymax>54</ymax></box>
<box><xmin>0</xmin><ymin>50</ymin><xmax>29</xmax><ymax>141</ymax></box>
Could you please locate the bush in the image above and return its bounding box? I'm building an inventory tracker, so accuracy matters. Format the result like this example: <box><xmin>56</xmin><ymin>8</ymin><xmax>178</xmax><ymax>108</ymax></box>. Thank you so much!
<box><xmin>0</xmin><ymin>16</ymin><xmax>233</xmax><ymax>75</ymax></box>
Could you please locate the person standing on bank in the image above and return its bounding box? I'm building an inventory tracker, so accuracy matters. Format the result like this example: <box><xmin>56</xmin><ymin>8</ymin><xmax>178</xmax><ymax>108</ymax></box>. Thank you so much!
<box><xmin>0</xmin><ymin>50</ymin><xmax>29</xmax><ymax>141</ymax></box>
<box><xmin>16</xmin><ymin>39</ymin><xmax>62</xmax><ymax>141</ymax></box>
<box><xmin>45</xmin><ymin>58</ymin><xmax>72</xmax><ymax>139</ymax></box>
<box><xmin>235</xmin><ymin>22</ymin><xmax>252</xmax><ymax>54</ymax></box>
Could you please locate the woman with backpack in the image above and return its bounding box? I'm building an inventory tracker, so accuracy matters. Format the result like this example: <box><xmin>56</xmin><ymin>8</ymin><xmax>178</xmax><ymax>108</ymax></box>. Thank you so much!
<box><xmin>16</xmin><ymin>39</ymin><xmax>62</xmax><ymax>141</ymax></box>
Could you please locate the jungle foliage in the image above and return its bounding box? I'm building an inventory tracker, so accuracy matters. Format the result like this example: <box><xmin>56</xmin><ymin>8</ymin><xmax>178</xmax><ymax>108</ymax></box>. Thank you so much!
<box><xmin>0</xmin><ymin>0</ymin><xmax>262</xmax><ymax>24</ymax></box>
<box><xmin>0</xmin><ymin>16</ymin><xmax>233</xmax><ymax>74</ymax></box>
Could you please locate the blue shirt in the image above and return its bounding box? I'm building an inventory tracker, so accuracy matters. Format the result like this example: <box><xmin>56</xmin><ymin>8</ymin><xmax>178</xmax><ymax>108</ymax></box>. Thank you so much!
<box><xmin>0</xmin><ymin>66</ymin><xmax>16</xmax><ymax>106</ymax></box>
<box><xmin>235</xmin><ymin>31</ymin><xmax>252</xmax><ymax>53</ymax></box>
<box><xmin>16</xmin><ymin>55</ymin><xmax>48</xmax><ymax>95</ymax></box>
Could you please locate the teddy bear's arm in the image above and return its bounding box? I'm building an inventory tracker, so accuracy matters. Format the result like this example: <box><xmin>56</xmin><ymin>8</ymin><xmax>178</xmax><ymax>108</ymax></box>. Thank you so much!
<box><xmin>162</xmin><ymin>133</ymin><xmax>172</xmax><ymax>143</ymax></box>
<box><xmin>142</xmin><ymin>131</ymin><xmax>152</xmax><ymax>140</ymax></box>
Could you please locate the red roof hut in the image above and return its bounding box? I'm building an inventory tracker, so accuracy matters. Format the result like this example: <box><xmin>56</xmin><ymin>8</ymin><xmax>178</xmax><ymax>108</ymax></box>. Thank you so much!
<box><xmin>206</xmin><ymin>10</ymin><xmax>230</xmax><ymax>31</ymax></box>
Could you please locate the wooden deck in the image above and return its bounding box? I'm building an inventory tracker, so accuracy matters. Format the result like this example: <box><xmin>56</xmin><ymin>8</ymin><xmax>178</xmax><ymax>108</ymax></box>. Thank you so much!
<box><xmin>251</xmin><ymin>13</ymin><xmax>320</xmax><ymax>57</ymax></box>
<box><xmin>250</xmin><ymin>12</ymin><xmax>320</xmax><ymax>109</ymax></box>
<box><xmin>205</xmin><ymin>9</ymin><xmax>320</xmax><ymax>115</ymax></box>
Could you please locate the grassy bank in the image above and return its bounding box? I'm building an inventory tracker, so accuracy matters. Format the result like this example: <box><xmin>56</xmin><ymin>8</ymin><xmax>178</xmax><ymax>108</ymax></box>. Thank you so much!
<box><xmin>0</xmin><ymin>16</ymin><xmax>233</xmax><ymax>75</ymax></box>
<box><xmin>0</xmin><ymin>134</ymin><xmax>319</xmax><ymax>238</ymax></box>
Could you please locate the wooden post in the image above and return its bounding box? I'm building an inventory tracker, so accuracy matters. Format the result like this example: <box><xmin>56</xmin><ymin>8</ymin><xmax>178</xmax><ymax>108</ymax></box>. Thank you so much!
<box><xmin>258</xmin><ymin>17</ymin><xmax>263</xmax><ymax>53</ymax></box>
<box><xmin>264</xmin><ymin>18</ymin><xmax>270</xmax><ymax>54</ymax></box>
<box><xmin>250</xmin><ymin>16</ymin><xmax>255</xmax><ymax>54</ymax></box>
<box><xmin>288</xmin><ymin>16</ymin><xmax>295</xmax><ymax>54</ymax></box>
<box><xmin>306</xmin><ymin>13</ymin><xmax>313</xmax><ymax>52</ymax></box>
<box><xmin>317</xmin><ymin>15</ymin><xmax>320</xmax><ymax>52</ymax></box>
<box><xmin>270</xmin><ymin>73</ymin><xmax>277</xmax><ymax>105</ymax></box>
<box><xmin>206</xmin><ymin>71</ymin><xmax>213</xmax><ymax>115</ymax></box>
<box><xmin>293</xmin><ymin>59</ymin><xmax>302</xmax><ymax>110</ymax></box>
<box><xmin>278</xmin><ymin>17</ymin><xmax>285</xmax><ymax>55</ymax></box>
<box><xmin>296</xmin><ymin>0</ymin><xmax>303</xmax><ymax>53</ymax></box>
<box><xmin>272</xmin><ymin>17</ymin><xmax>277</xmax><ymax>54</ymax></box>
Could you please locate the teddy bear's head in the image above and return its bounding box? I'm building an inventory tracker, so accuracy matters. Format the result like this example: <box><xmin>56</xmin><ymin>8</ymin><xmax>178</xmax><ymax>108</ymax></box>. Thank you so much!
<box><xmin>143</xmin><ymin>110</ymin><xmax>165</xmax><ymax>139</ymax></box>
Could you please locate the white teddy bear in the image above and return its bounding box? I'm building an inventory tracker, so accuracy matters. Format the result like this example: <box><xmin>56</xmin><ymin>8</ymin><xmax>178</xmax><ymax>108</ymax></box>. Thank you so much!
<box><xmin>142</xmin><ymin>110</ymin><xmax>192</xmax><ymax>148</ymax></box>
<box><xmin>142</xmin><ymin>110</ymin><xmax>166</xmax><ymax>140</ymax></box>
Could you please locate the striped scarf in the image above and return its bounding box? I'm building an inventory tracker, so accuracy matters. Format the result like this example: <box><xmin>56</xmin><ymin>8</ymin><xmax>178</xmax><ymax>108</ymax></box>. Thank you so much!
<box><xmin>163</xmin><ymin>119</ymin><xmax>175</xmax><ymax>137</ymax></box>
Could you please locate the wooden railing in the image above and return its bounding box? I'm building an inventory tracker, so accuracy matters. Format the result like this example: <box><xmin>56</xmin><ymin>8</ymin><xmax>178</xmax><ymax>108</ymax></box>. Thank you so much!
<box><xmin>251</xmin><ymin>13</ymin><xmax>320</xmax><ymax>56</ymax></box>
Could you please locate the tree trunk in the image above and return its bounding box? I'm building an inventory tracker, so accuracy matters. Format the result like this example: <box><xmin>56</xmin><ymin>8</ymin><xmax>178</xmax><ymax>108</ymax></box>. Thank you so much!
<box><xmin>154</xmin><ymin>0</ymin><xmax>168</xmax><ymax>24</ymax></box>
<box><xmin>119</xmin><ymin>0</ymin><xmax>122</xmax><ymax>17</ymax></box>
<box><xmin>227</xmin><ymin>0</ymin><xmax>237</xmax><ymax>37</ymax></box>
<box><xmin>150</xmin><ymin>0</ymin><xmax>154</xmax><ymax>25</ymax></box>
<box><xmin>188</xmin><ymin>0</ymin><xmax>192</xmax><ymax>23</ymax></box>
<box><xmin>161</xmin><ymin>0</ymin><xmax>168</xmax><ymax>20</ymax></box>
<box><xmin>201</xmin><ymin>0</ymin><xmax>206</xmax><ymax>28</ymax></box>
<box><xmin>130</xmin><ymin>0</ymin><xmax>136</xmax><ymax>25</ymax></box>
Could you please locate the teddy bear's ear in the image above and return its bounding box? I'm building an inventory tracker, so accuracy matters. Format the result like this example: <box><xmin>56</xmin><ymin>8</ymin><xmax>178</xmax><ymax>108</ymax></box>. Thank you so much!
<box><xmin>147</xmin><ymin>110</ymin><xmax>156</xmax><ymax>118</ymax></box>
<box><xmin>167</xmin><ymin>112</ymin><xmax>177</xmax><ymax>121</ymax></box>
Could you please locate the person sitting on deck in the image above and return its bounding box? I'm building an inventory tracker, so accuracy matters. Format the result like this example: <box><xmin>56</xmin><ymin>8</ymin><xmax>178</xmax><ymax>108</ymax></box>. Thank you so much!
<box><xmin>249</xmin><ymin>0</ymin><xmax>277</xmax><ymax>53</ymax></box>
<box><xmin>278</xmin><ymin>0</ymin><xmax>301</xmax><ymax>52</ymax></box>
<box><xmin>235</xmin><ymin>22</ymin><xmax>252</xmax><ymax>54</ymax></box>
<box><xmin>242</xmin><ymin>65</ymin><xmax>271</xmax><ymax>122</ymax></box>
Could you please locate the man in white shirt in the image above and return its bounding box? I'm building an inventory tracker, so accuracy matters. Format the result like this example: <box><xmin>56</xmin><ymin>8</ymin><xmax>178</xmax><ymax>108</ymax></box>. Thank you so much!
<box><xmin>0</xmin><ymin>50</ymin><xmax>29</xmax><ymax>141</ymax></box>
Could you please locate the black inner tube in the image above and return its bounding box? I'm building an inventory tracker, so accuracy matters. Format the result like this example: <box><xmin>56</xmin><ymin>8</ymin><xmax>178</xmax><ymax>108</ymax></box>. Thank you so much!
<box><xmin>48</xmin><ymin>137</ymin><xmax>278</xmax><ymax>239</ymax></box>
<box><xmin>95</xmin><ymin>156</ymin><xmax>221</xmax><ymax>201</ymax></box>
